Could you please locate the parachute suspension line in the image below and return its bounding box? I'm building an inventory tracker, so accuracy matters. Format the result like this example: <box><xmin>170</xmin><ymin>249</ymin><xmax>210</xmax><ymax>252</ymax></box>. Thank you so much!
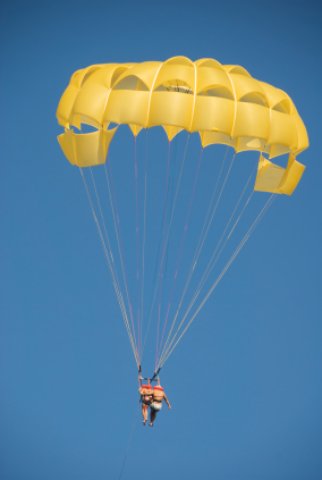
<box><xmin>160</xmin><ymin>148</ymin><xmax>234</xmax><ymax>360</ymax></box>
<box><xmin>185</xmin><ymin>193</ymin><xmax>254</xmax><ymax>318</ymax></box>
<box><xmin>79</xmin><ymin>168</ymin><xmax>140</xmax><ymax>368</ymax></box>
<box><xmin>154</xmin><ymin>302</ymin><xmax>162</xmax><ymax>370</ymax></box>
<box><xmin>155</xmin><ymin>146</ymin><xmax>204</xmax><ymax>367</ymax></box>
<box><xmin>158</xmin><ymin>194</ymin><xmax>275</xmax><ymax>368</ymax></box>
<box><xmin>90</xmin><ymin>167</ymin><xmax>139</xmax><ymax>360</ymax></box>
<box><xmin>133</xmin><ymin>136</ymin><xmax>142</xmax><ymax>357</ymax></box>
<box><xmin>158</xmin><ymin>135</ymin><xmax>191</xmax><ymax>282</ymax></box>
<box><xmin>139</xmin><ymin>130</ymin><xmax>148</xmax><ymax>361</ymax></box>
<box><xmin>159</xmin><ymin>169</ymin><xmax>257</xmax><ymax>365</ymax></box>
<box><xmin>154</xmin><ymin>134</ymin><xmax>191</xmax><ymax>368</ymax></box>
<box><xmin>171</xmin><ymin>167</ymin><xmax>257</xmax><ymax>341</ymax></box>
<box><xmin>144</xmin><ymin>140</ymin><xmax>172</xmax><ymax>354</ymax></box>
<box><xmin>85</xmin><ymin>169</ymin><xmax>140</xmax><ymax>367</ymax></box>
<box><xmin>89</xmin><ymin>168</ymin><xmax>115</xmax><ymax>268</ymax></box>
<box><xmin>102</xmin><ymin>163</ymin><xmax>140</xmax><ymax>362</ymax></box>
<box><xmin>153</xmin><ymin>140</ymin><xmax>175</xmax><ymax>370</ymax></box>
<box><xmin>190</xmin><ymin>150</ymin><xmax>236</xmax><ymax>270</ymax></box>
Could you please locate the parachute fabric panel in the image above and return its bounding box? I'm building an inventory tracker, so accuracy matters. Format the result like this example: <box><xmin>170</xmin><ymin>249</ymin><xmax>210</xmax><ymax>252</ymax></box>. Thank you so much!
<box><xmin>254</xmin><ymin>156</ymin><xmax>285</xmax><ymax>193</ymax></box>
<box><xmin>279</xmin><ymin>155</ymin><xmax>306</xmax><ymax>195</ymax></box>
<box><xmin>57</xmin><ymin>56</ymin><xmax>308</xmax><ymax>194</ymax></box>
<box><xmin>57</xmin><ymin>127</ymin><xmax>118</xmax><ymax>167</ymax></box>
<box><xmin>254</xmin><ymin>154</ymin><xmax>306</xmax><ymax>195</ymax></box>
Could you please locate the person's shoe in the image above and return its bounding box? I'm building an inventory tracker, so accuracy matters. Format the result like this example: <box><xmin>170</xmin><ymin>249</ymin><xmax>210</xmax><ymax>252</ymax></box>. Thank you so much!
<box><xmin>149</xmin><ymin>422</ymin><xmax>153</xmax><ymax>427</ymax></box>
<box><xmin>142</xmin><ymin>420</ymin><xmax>146</xmax><ymax>426</ymax></box>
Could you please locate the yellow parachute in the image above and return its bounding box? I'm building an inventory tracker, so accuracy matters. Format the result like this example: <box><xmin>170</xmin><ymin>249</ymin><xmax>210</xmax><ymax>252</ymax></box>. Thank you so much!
<box><xmin>57</xmin><ymin>56</ymin><xmax>308</xmax><ymax>195</ymax></box>
<box><xmin>56</xmin><ymin>56</ymin><xmax>309</xmax><ymax>374</ymax></box>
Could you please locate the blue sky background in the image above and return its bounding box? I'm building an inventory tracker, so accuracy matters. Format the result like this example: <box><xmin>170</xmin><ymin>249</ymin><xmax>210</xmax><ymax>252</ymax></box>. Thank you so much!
<box><xmin>1</xmin><ymin>1</ymin><xmax>322</xmax><ymax>479</ymax></box>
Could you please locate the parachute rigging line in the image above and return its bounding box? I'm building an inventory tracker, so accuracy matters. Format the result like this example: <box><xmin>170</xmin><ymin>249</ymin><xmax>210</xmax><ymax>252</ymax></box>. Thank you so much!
<box><xmin>157</xmin><ymin>161</ymin><xmax>256</xmax><ymax>366</ymax></box>
<box><xmin>133</xmin><ymin>136</ymin><xmax>142</xmax><ymax>355</ymax></box>
<box><xmin>159</xmin><ymin>148</ymin><xmax>234</xmax><ymax>362</ymax></box>
<box><xmin>103</xmin><ymin>163</ymin><xmax>140</xmax><ymax>360</ymax></box>
<box><xmin>154</xmin><ymin>136</ymin><xmax>189</xmax><ymax>328</ymax></box>
<box><xmin>153</xmin><ymin>140</ymin><xmax>176</xmax><ymax>369</ymax></box>
<box><xmin>159</xmin><ymin>186</ymin><xmax>255</xmax><ymax>364</ymax></box>
<box><xmin>90</xmin><ymin>167</ymin><xmax>139</xmax><ymax>357</ymax></box>
<box><xmin>169</xmin><ymin>166</ymin><xmax>258</xmax><ymax>348</ymax></box>
<box><xmin>158</xmin><ymin>194</ymin><xmax>275</xmax><ymax>368</ymax></box>
<box><xmin>154</xmin><ymin>134</ymin><xmax>191</xmax><ymax>367</ymax></box>
<box><xmin>143</xmin><ymin>140</ymin><xmax>172</xmax><ymax>354</ymax></box>
<box><xmin>159</xmin><ymin>194</ymin><xmax>275</xmax><ymax>367</ymax></box>
<box><xmin>155</xmin><ymin>146</ymin><xmax>204</xmax><ymax>369</ymax></box>
<box><xmin>139</xmin><ymin>131</ymin><xmax>148</xmax><ymax>361</ymax></box>
<box><xmin>79</xmin><ymin>168</ymin><xmax>140</xmax><ymax>367</ymax></box>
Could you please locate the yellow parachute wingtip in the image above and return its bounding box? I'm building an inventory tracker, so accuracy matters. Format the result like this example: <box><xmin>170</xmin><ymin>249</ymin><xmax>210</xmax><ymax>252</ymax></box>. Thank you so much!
<box><xmin>57</xmin><ymin>127</ymin><xmax>118</xmax><ymax>167</ymax></box>
<box><xmin>254</xmin><ymin>154</ymin><xmax>306</xmax><ymax>195</ymax></box>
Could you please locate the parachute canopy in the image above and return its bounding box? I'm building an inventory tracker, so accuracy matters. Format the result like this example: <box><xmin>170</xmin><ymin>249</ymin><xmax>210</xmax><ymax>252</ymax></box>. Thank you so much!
<box><xmin>57</xmin><ymin>56</ymin><xmax>308</xmax><ymax>195</ymax></box>
<box><xmin>56</xmin><ymin>57</ymin><xmax>310</xmax><ymax>374</ymax></box>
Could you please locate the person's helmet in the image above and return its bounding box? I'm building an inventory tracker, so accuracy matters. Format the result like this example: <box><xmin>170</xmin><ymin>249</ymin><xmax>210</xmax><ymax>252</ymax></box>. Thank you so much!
<box><xmin>141</xmin><ymin>384</ymin><xmax>153</xmax><ymax>389</ymax></box>
<box><xmin>154</xmin><ymin>385</ymin><xmax>164</xmax><ymax>391</ymax></box>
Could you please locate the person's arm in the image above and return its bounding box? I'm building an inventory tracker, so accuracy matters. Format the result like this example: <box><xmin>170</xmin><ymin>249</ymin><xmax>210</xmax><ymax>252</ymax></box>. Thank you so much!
<box><xmin>138</xmin><ymin>365</ymin><xmax>143</xmax><ymax>387</ymax></box>
<box><xmin>138</xmin><ymin>384</ymin><xmax>143</xmax><ymax>403</ymax></box>
<box><xmin>164</xmin><ymin>393</ymin><xmax>171</xmax><ymax>409</ymax></box>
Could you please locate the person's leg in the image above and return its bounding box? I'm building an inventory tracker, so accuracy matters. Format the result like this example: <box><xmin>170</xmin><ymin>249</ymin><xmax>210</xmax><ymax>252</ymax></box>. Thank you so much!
<box><xmin>142</xmin><ymin>404</ymin><xmax>148</xmax><ymax>424</ymax></box>
<box><xmin>149</xmin><ymin>408</ymin><xmax>157</xmax><ymax>426</ymax></box>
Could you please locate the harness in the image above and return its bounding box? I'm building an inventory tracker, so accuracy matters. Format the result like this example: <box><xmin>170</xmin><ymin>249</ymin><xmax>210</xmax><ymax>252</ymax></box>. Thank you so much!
<box><xmin>138</xmin><ymin>365</ymin><xmax>163</xmax><ymax>405</ymax></box>
<box><xmin>140</xmin><ymin>384</ymin><xmax>153</xmax><ymax>405</ymax></box>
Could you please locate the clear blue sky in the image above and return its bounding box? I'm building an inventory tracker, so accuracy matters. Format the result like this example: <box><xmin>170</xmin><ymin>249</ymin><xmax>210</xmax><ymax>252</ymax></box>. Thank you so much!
<box><xmin>1</xmin><ymin>1</ymin><xmax>322</xmax><ymax>479</ymax></box>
